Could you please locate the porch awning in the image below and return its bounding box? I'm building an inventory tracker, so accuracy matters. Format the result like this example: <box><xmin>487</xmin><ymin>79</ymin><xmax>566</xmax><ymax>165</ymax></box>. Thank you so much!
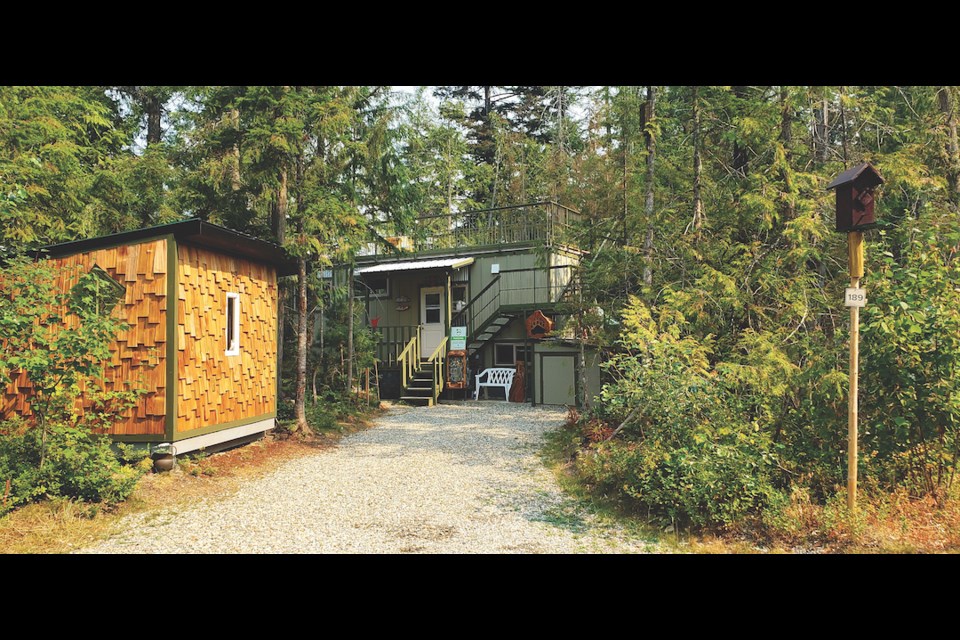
<box><xmin>355</xmin><ymin>257</ymin><xmax>474</xmax><ymax>274</ymax></box>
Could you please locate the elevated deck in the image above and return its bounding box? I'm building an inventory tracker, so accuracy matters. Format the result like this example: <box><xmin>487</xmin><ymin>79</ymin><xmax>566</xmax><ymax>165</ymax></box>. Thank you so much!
<box><xmin>359</xmin><ymin>201</ymin><xmax>581</xmax><ymax>260</ymax></box>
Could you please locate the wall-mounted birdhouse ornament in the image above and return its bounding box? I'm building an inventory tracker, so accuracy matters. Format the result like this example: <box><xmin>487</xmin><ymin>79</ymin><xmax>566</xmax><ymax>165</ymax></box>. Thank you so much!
<box><xmin>526</xmin><ymin>310</ymin><xmax>554</xmax><ymax>339</ymax></box>
<box><xmin>825</xmin><ymin>162</ymin><xmax>884</xmax><ymax>232</ymax></box>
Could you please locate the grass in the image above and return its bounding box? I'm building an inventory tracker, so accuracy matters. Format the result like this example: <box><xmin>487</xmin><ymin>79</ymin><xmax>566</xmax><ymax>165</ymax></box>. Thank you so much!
<box><xmin>538</xmin><ymin>423</ymin><xmax>665</xmax><ymax>548</ymax></box>
<box><xmin>539</xmin><ymin>416</ymin><xmax>960</xmax><ymax>554</ymax></box>
<box><xmin>0</xmin><ymin>401</ymin><xmax>384</xmax><ymax>554</ymax></box>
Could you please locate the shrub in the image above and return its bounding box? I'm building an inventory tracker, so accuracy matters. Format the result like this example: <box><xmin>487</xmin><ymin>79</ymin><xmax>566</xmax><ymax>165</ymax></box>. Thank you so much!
<box><xmin>0</xmin><ymin>258</ymin><xmax>146</xmax><ymax>516</ymax></box>
<box><xmin>575</xmin><ymin>297</ymin><xmax>785</xmax><ymax>530</ymax></box>
<box><xmin>859</xmin><ymin>216</ymin><xmax>960</xmax><ymax>502</ymax></box>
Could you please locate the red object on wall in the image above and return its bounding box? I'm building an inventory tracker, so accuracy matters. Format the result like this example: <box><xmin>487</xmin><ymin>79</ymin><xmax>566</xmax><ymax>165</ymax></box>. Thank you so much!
<box><xmin>526</xmin><ymin>310</ymin><xmax>554</xmax><ymax>339</ymax></box>
<box><xmin>509</xmin><ymin>360</ymin><xmax>526</xmax><ymax>402</ymax></box>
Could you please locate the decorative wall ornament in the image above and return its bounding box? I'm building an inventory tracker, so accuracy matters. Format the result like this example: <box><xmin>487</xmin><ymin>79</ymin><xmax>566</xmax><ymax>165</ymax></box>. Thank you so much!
<box><xmin>526</xmin><ymin>310</ymin><xmax>554</xmax><ymax>339</ymax></box>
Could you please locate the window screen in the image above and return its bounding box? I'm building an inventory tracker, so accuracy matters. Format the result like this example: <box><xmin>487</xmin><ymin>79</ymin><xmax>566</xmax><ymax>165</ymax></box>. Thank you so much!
<box><xmin>225</xmin><ymin>293</ymin><xmax>240</xmax><ymax>355</ymax></box>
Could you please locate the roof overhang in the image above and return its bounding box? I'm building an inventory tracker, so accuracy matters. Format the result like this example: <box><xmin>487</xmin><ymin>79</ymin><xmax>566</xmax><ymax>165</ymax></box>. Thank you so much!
<box><xmin>36</xmin><ymin>219</ymin><xmax>298</xmax><ymax>276</ymax></box>
<box><xmin>355</xmin><ymin>257</ymin><xmax>474</xmax><ymax>275</ymax></box>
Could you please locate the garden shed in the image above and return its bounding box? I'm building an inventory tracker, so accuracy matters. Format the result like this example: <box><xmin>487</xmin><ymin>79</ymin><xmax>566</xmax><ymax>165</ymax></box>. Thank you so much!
<box><xmin>3</xmin><ymin>220</ymin><xmax>295</xmax><ymax>453</ymax></box>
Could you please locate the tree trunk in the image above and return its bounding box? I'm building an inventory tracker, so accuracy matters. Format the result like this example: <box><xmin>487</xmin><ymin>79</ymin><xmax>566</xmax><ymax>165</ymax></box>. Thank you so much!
<box><xmin>643</xmin><ymin>86</ymin><xmax>656</xmax><ymax>286</ymax></box>
<box><xmin>484</xmin><ymin>86</ymin><xmax>491</xmax><ymax>118</ymax></box>
<box><xmin>271</xmin><ymin>169</ymin><xmax>287</xmax><ymax>244</ymax></box>
<box><xmin>779</xmin><ymin>86</ymin><xmax>795</xmax><ymax>222</ymax></box>
<box><xmin>558</xmin><ymin>87</ymin><xmax>566</xmax><ymax>155</ymax></box>
<box><xmin>295</xmin><ymin>256</ymin><xmax>308</xmax><ymax>432</ymax></box>
<box><xmin>577</xmin><ymin>270</ymin><xmax>590</xmax><ymax>411</ymax></box>
<box><xmin>692</xmin><ymin>86</ymin><xmax>704</xmax><ymax>233</ymax></box>
<box><xmin>346</xmin><ymin>268</ymin><xmax>355</xmax><ymax>396</ymax></box>
<box><xmin>815</xmin><ymin>92</ymin><xmax>830</xmax><ymax>165</ymax></box>
<box><xmin>839</xmin><ymin>86</ymin><xmax>850</xmax><ymax>168</ymax></box>
<box><xmin>446</xmin><ymin>136</ymin><xmax>454</xmax><ymax>220</ymax></box>
<box><xmin>272</xmin><ymin>167</ymin><xmax>288</xmax><ymax>408</ymax></box>
<box><xmin>939</xmin><ymin>86</ymin><xmax>959</xmax><ymax>205</ymax></box>
<box><xmin>146</xmin><ymin>92</ymin><xmax>162</xmax><ymax>146</ymax></box>
<box><xmin>230</xmin><ymin>107</ymin><xmax>242</xmax><ymax>192</ymax></box>
<box><xmin>622</xmin><ymin>100</ymin><xmax>629</xmax><ymax>246</ymax></box>
<box><xmin>732</xmin><ymin>86</ymin><xmax>749</xmax><ymax>177</ymax></box>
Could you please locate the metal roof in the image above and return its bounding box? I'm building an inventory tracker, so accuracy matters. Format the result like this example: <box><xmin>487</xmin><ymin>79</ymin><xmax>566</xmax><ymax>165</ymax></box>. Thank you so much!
<box><xmin>356</xmin><ymin>257</ymin><xmax>474</xmax><ymax>274</ymax></box>
<box><xmin>37</xmin><ymin>219</ymin><xmax>298</xmax><ymax>276</ymax></box>
<box><xmin>825</xmin><ymin>162</ymin><xmax>884</xmax><ymax>190</ymax></box>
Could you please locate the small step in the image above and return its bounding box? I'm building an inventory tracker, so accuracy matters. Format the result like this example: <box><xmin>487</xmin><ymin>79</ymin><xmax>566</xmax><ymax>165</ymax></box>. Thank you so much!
<box><xmin>490</xmin><ymin>317</ymin><xmax>510</xmax><ymax>326</ymax></box>
<box><xmin>405</xmin><ymin>386</ymin><xmax>433</xmax><ymax>396</ymax></box>
<box><xmin>477</xmin><ymin>333</ymin><xmax>493</xmax><ymax>341</ymax></box>
<box><xmin>468</xmin><ymin>343</ymin><xmax>482</xmax><ymax>350</ymax></box>
<box><xmin>400</xmin><ymin>396</ymin><xmax>434</xmax><ymax>407</ymax></box>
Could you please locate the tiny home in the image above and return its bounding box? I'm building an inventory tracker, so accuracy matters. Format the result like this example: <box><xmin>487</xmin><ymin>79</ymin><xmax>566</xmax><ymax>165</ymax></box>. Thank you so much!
<box><xmin>3</xmin><ymin>220</ymin><xmax>296</xmax><ymax>453</ymax></box>
<box><xmin>347</xmin><ymin>202</ymin><xmax>600</xmax><ymax>407</ymax></box>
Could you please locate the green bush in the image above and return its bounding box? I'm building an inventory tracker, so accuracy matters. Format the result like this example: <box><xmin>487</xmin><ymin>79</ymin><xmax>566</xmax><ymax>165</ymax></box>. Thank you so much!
<box><xmin>0</xmin><ymin>258</ymin><xmax>146</xmax><ymax>516</ymax></box>
<box><xmin>0</xmin><ymin>420</ymin><xmax>143</xmax><ymax>515</ymax></box>
<box><xmin>858</xmin><ymin>216</ymin><xmax>960</xmax><ymax>501</ymax></box>
<box><xmin>575</xmin><ymin>297</ymin><xmax>785</xmax><ymax>530</ymax></box>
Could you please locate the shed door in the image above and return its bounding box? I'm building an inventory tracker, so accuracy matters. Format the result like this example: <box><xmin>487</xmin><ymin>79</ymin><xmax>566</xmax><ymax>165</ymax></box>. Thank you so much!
<box><xmin>420</xmin><ymin>286</ymin><xmax>445</xmax><ymax>359</ymax></box>
<box><xmin>540</xmin><ymin>354</ymin><xmax>576</xmax><ymax>406</ymax></box>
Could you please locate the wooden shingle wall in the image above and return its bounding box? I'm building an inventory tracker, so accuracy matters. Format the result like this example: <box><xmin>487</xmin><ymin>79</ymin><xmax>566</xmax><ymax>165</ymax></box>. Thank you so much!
<box><xmin>2</xmin><ymin>239</ymin><xmax>169</xmax><ymax>436</ymax></box>
<box><xmin>176</xmin><ymin>245</ymin><xmax>277</xmax><ymax>433</ymax></box>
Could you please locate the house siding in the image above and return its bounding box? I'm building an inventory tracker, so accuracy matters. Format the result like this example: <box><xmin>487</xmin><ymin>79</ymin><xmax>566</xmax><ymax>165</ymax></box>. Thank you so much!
<box><xmin>176</xmin><ymin>244</ymin><xmax>277</xmax><ymax>434</ymax></box>
<box><xmin>2</xmin><ymin>239</ymin><xmax>169</xmax><ymax>436</ymax></box>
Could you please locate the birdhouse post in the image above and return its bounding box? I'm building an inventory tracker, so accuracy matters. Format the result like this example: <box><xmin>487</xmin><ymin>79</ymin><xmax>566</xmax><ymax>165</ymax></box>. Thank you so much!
<box><xmin>826</xmin><ymin>162</ymin><xmax>884</xmax><ymax>512</ymax></box>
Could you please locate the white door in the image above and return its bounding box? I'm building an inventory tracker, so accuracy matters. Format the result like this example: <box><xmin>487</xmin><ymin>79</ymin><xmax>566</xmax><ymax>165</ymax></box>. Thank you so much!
<box><xmin>420</xmin><ymin>286</ymin><xmax>445</xmax><ymax>359</ymax></box>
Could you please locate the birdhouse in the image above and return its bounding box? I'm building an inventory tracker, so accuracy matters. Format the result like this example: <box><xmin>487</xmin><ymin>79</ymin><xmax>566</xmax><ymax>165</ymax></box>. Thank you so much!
<box><xmin>526</xmin><ymin>310</ymin><xmax>554</xmax><ymax>339</ymax></box>
<box><xmin>825</xmin><ymin>162</ymin><xmax>884</xmax><ymax>232</ymax></box>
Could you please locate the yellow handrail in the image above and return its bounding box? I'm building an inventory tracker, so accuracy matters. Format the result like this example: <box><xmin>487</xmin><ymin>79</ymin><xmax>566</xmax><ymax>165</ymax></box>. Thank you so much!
<box><xmin>397</xmin><ymin>329</ymin><xmax>422</xmax><ymax>390</ymax></box>
<box><xmin>427</xmin><ymin>336</ymin><xmax>448</xmax><ymax>404</ymax></box>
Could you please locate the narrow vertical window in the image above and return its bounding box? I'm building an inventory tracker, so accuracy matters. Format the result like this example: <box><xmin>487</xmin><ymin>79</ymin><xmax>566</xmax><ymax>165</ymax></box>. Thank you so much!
<box><xmin>225</xmin><ymin>293</ymin><xmax>240</xmax><ymax>356</ymax></box>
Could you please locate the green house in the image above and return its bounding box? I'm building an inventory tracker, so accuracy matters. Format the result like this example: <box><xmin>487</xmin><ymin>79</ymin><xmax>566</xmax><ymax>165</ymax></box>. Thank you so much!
<box><xmin>345</xmin><ymin>202</ymin><xmax>601</xmax><ymax>407</ymax></box>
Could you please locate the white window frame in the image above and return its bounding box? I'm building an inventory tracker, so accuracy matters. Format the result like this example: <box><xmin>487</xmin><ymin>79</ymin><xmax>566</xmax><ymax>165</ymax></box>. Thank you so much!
<box><xmin>225</xmin><ymin>292</ymin><xmax>240</xmax><ymax>356</ymax></box>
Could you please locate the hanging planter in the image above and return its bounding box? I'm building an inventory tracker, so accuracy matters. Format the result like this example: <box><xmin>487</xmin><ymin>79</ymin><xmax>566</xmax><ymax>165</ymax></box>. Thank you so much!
<box><xmin>370</xmin><ymin>316</ymin><xmax>380</xmax><ymax>329</ymax></box>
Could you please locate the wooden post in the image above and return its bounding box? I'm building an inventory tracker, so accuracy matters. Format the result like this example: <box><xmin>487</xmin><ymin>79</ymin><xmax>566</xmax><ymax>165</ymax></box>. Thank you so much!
<box><xmin>848</xmin><ymin>231</ymin><xmax>864</xmax><ymax>511</ymax></box>
<box><xmin>365</xmin><ymin>367</ymin><xmax>370</xmax><ymax>406</ymax></box>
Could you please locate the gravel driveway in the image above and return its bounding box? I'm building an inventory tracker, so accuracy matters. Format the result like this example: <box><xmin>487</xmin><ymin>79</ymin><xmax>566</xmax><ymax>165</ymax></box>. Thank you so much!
<box><xmin>79</xmin><ymin>402</ymin><xmax>661</xmax><ymax>554</ymax></box>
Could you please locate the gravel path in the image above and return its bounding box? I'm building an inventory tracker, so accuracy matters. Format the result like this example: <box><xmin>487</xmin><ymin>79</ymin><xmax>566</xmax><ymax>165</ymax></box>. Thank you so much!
<box><xmin>78</xmin><ymin>402</ymin><xmax>662</xmax><ymax>554</ymax></box>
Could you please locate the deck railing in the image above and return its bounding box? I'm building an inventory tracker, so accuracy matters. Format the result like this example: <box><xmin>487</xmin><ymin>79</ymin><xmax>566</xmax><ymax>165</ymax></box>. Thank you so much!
<box><xmin>375</xmin><ymin>325</ymin><xmax>420</xmax><ymax>367</ymax></box>
<box><xmin>362</xmin><ymin>201</ymin><xmax>581</xmax><ymax>257</ymax></box>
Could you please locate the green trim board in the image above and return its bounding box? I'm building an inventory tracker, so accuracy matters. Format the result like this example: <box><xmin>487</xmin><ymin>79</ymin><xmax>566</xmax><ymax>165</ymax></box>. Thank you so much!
<box><xmin>164</xmin><ymin>235</ymin><xmax>177</xmax><ymax>443</ymax></box>
<box><xmin>171</xmin><ymin>411</ymin><xmax>278</xmax><ymax>441</ymax></box>
<box><xmin>111</xmin><ymin>434</ymin><xmax>165</xmax><ymax>443</ymax></box>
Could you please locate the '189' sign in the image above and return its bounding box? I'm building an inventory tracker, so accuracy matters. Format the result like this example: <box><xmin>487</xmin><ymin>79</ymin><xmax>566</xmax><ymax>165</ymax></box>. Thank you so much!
<box><xmin>845</xmin><ymin>287</ymin><xmax>866</xmax><ymax>307</ymax></box>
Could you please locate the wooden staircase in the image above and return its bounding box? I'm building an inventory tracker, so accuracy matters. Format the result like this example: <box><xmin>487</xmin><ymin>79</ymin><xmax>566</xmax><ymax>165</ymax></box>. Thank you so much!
<box><xmin>395</xmin><ymin>331</ymin><xmax>447</xmax><ymax>408</ymax></box>
<box><xmin>466</xmin><ymin>313</ymin><xmax>515</xmax><ymax>355</ymax></box>
<box><xmin>401</xmin><ymin>361</ymin><xmax>437</xmax><ymax>407</ymax></box>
